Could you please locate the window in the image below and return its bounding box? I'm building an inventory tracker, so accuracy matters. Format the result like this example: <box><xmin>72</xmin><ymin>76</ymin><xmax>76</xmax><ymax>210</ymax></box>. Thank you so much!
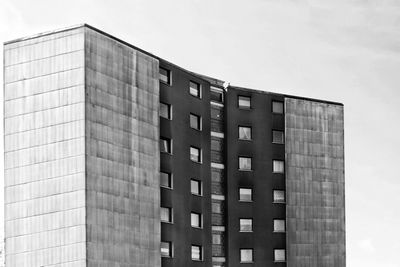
<box><xmin>274</xmin><ymin>249</ymin><xmax>286</xmax><ymax>262</ymax></box>
<box><xmin>272</xmin><ymin>130</ymin><xmax>284</xmax><ymax>144</ymax></box>
<box><xmin>191</xmin><ymin>179</ymin><xmax>202</xmax><ymax>195</ymax></box>
<box><xmin>160</xmin><ymin>102</ymin><xmax>171</xmax><ymax>120</ymax></box>
<box><xmin>238</xmin><ymin>96</ymin><xmax>251</xmax><ymax>109</ymax></box>
<box><xmin>190</xmin><ymin>81</ymin><xmax>201</xmax><ymax>98</ymax></box>
<box><xmin>239</xmin><ymin>157</ymin><xmax>252</xmax><ymax>171</ymax></box>
<box><xmin>272</xmin><ymin>101</ymin><xmax>284</xmax><ymax>114</ymax></box>
<box><xmin>274</xmin><ymin>219</ymin><xmax>286</xmax><ymax>232</ymax></box>
<box><xmin>273</xmin><ymin>160</ymin><xmax>284</xmax><ymax>173</ymax></box>
<box><xmin>211</xmin><ymin>90</ymin><xmax>224</xmax><ymax>103</ymax></box>
<box><xmin>239</xmin><ymin>219</ymin><xmax>253</xmax><ymax>232</ymax></box>
<box><xmin>212</xmin><ymin>202</ymin><xmax>222</xmax><ymax>213</ymax></box>
<box><xmin>190</xmin><ymin>146</ymin><xmax>202</xmax><ymax>163</ymax></box>
<box><xmin>190</xmin><ymin>113</ymin><xmax>201</xmax><ymax>130</ymax></box>
<box><xmin>160</xmin><ymin>172</ymin><xmax>172</xmax><ymax>188</ymax></box>
<box><xmin>161</xmin><ymin>241</ymin><xmax>172</xmax><ymax>257</ymax></box>
<box><xmin>159</xmin><ymin>67</ymin><xmax>171</xmax><ymax>85</ymax></box>
<box><xmin>212</xmin><ymin>233</ymin><xmax>222</xmax><ymax>244</ymax></box>
<box><xmin>192</xmin><ymin>245</ymin><xmax>202</xmax><ymax>261</ymax></box>
<box><xmin>239</xmin><ymin>126</ymin><xmax>252</xmax><ymax>140</ymax></box>
<box><xmin>239</xmin><ymin>188</ymin><xmax>252</xmax><ymax>202</ymax></box>
<box><xmin>161</xmin><ymin>207</ymin><xmax>172</xmax><ymax>223</ymax></box>
<box><xmin>273</xmin><ymin>190</ymin><xmax>286</xmax><ymax>203</ymax></box>
<box><xmin>240</xmin><ymin>249</ymin><xmax>253</xmax><ymax>263</ymax></box>
<box><xmin>160</xmin><ymin>137</ymin><xmax>172</xmax><ymax>153</ymax></box>
<box><xmin>191</xmin><ymin>212</ymin><xmax>202</xmax><ymax>228</ymax></box>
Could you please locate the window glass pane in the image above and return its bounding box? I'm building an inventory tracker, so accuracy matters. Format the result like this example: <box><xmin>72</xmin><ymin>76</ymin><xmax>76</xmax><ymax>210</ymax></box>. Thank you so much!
<box><xmin>272</xmin><ymin>130</ymin><xmax>284</xmax><ymax>144</ymax></box>
<box><xmin>161</xmin><ymin>207</ymin><xmax>171</xmax><ymax>222</ymax></box>
<box><xmin>212</xmin><ymin>233</ymin><xmax>222</xmax><ymax>244</ymax></box>
<box><xmin>239</xmin><ymin>188</ymin><xmax>252</xmax><ymax>201</ymax></box>
<box><xmin>191</xmin><ymin>179</ymin><xmax>201</xmax><ymax>195</ymax></box>
<box><xmin>160</xmin><ymin>103</ymin><xmax>171</xmax><ymax>119</ymax></box>
<box><xmin>160</xmin><ymin>138</ymin><xmax>171</xmax><ymax>153</ymax></box>
<box><xmin>238</xmin><ymin>96</ymin><xmax>251</xmax><ymax>108</ymax></box>
<box><xmin>212</xmin><ymin>202</ymin><xmax>221</xmax><ymax>213</ymax></box>
<box><xmin>273</xmin><ymin>160</ymin><xmax>284</xmax><ymax>173</ymax></box>
<box><xmin>160</xmin><ymin>67</ymin><xmax>170</xmax><ymax>84</ymax></box>
<box><xmin>240</xmin><ymin>249</ymin><xmax>253</xmax><ymax>262</ymax></box>
<box><xmin>272</xmin><ymin>101</ymin><xmax>284</xmax><ymax>114</ymax></box>
<box><xmin>239</xmin><ymin>219</ymin><xmax>253</xmax><ymax>232</ymax></box>
<box><xmin>274</xmin><ymin>219</ymin><xmax>286</xmax><ymax>232</ymax></box>
<box><xmin>192</xmin><ymin>245</ymin><xmax>202</xmax><ymax>260</ymax></box>
<box><xmin>239</xmin><ymin>126</ymin><xmax>251</xmax><ymax>140</ymax></box>
<box><xmin>274</xmin><ymin>249</ymin><xmax>286</xmax><ymax>262</ymax></box>
<box><xmin>191</xmin><ymin>213</ymin><xmax>201</xmax><ymax>228</ymax></box>
<box><xmin>160</xmin><ymin>172</ymin><xmax>171</xmax><ymax>188</ymax></box>
<box><xmin>190</xmin><ymin>114</ymin><xmax>201</xmax><ymax>130</ymax></box>
<box><xmin>190</xmin><ymin>81</ymin><xmax>201</xmax><ymax>97</ymax></box>
<box><xmin>211</xmin><ymin>90</ymin><xmax>223</xmax><ymax>103</ymax></box>
<box><xmin>239</xmin><ymin>157</ymin><xmax>252</xmax><ymax>170</ymax></box>
<box><xmin>273</xmin><ymin>190</ymin><xmax>285</xmax><ymax>203</ymax></box>
<box><xmin>161</xmin><ymin>242</ymin><xmax>171</xmax><ymax>257</ymax></box>
<box><xmin>190</xmin><ymin>147</ymin><xmax>201</xmax><ymax>162</ymax></box>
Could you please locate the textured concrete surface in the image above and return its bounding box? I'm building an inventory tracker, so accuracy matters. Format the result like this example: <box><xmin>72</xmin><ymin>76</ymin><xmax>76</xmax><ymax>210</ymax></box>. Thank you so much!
<box><xmin>285</xmin><ymin>98</ymin><xmax>345</xmax><ymax>267</ymax></box>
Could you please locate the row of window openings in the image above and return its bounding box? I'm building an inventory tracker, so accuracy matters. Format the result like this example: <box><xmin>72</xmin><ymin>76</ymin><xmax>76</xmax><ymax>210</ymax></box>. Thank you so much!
<box><xmin>161</xmin><ymin>243</ymin><xmax>285</xmax><ymax>263</ymax></box>
<box><xmin>239</xmin><ymin>158</ymin><xmax>285</xmax><ymax>173</ymax></box>
<box><xmin>160</xmin><ymin>139</ymin><xmax>202</xmax><ymax>163</ymax></box>
<box><xmin>239</xmin><ymin>96</ymin><xmax>284</xmax><ymax>114</ymax></box>
<box><xmin>239</xmin><ymin>126</ymin><xmax>284</xmax><ymax>144</ymax></box>
<box><xmin>160</xmin><ymin>104</ymin><xmax>202</xmax><ymax>130</ymax></box>
<box><xmin>160</xmin><ymin>67</ymin><xmax>202</xmax><ymax>98</ymax></box>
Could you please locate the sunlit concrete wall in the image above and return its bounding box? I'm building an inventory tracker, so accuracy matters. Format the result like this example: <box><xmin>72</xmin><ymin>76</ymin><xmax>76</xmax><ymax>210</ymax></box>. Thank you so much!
<box><xmin>285</xmin><ymin>98</ymin><xmax>345</xmax><ymax>267</ymax></box>
<box><xmin>84</xmin><ymin>28</ymin><xmax>161</xmax><ymax>267</ymax></box>
<box><xmin>4</xmin><ymin>28</ymin><xmax>87</xmax><ymax>266</ymax></box>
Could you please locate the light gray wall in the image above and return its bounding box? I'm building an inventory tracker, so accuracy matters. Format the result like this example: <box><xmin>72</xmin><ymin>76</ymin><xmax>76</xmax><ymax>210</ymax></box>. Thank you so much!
<box><xmin>285</xmin><ymin>98</ymin><xmax>345</xmax><ymax>267</ymax></box>
<box><xmin>4</xmin><ymin>28</ymin><xmax>87</xmax><ymax>266</ymax></box>
<box><xmin>84</xmin><ymin>28</ymin><xmax>161</xmax><ymax>267</ymax></box>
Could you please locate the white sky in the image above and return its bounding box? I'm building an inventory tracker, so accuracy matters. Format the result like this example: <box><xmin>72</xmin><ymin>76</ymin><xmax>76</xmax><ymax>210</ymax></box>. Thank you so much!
<box><xmin>1</xmin><ymin>0</ymin><xmax>400</xmax><ymax>266</ymax></box>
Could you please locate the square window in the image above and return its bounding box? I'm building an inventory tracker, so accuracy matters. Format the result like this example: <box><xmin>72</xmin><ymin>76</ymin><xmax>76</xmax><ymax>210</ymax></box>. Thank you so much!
<box><xmin>160</xmin><ymin>102</ymin><xmax>172</xmax><ymax>120</ymax></box>
<box><xmin>240</xmin><ymin>249</ymin><xmax>253</xmax><ymax>263</ymax></box>
<box><xmin>212</xmin><ymin>202</ymin><xmax>222</xmax><ymax>214</ymax></box>
<box><xmin>239</xmin><ymin>188</ymin><xmax>252</xmax><ymax>202</ymax></box>
<box><xmin>238</xmin><ymin>96</ymin><xmax>251</xmax><ymax>109</ymax></box>
<box><xmin>272</xmin><ymin>130</ymin><xmax>284</xmax><ymax>144</ymax></box>
<box><xmin>239</xmin><ymin>219</ymin><xmax>253</xmax><ymax>232</ymax></box>
<box><xmin>273</xmin><ymin>190</ymin><xmax>285</xmax><ymax>203</ymax></box>
<box><xmin>274</xmin><ymin>249</ymin><xmax>286</xmax><ymax>262</ymax></box>
<box><xmin>161</xmin><ymin>241</ymin><xmax>172</xmax><ymax>257</ymax></box>
<box><xmin>190</xmin><ymin>113</ymin><xmax>201</xmax><ymax>130</ymax></box>
<box><xmin>160</xmin><ymin>172</ymin><xmax>172</xmax><ymax>188</ymax></box>
<box><xmin>191</xmin><ymin>179</ymin><xmax>202</xmax><ymax>195</ymax></box>
<box><xmin>192</xmin><ymin>245</ymin><xmax>202</xmax><ymax>261</ymax></box>
<box><xmin>239</xmin><ymin>157</ymin><xmax>252</xmax><ymax>171</ymax></box>
<box><xmin>239</xmin><ymin>126</ymin><xmax>252</xmax><ymax>140</ymax></box>
<box><xmin>212</xmin><ymin>233</ymin><xmax>222</xmax><ymax>244</ymax></box>
<box><xmin>190</xmin><ymin>146</ymin><xmax>202</xmax><ymax>163</ymax></box>
<box><xmin>161</xmin><ymin>207</ymin><xmax>172</xmax><ymax>223</ymax></box>
<box><xmin>159</xmin><ymin>67</ymin><xmax>171</xmax><ymax>85</ymax></box>
<box><xmin>191</xmin><ymin>212</ymin><xmax>202</xmax><ymax>228</ymax></box>
<box><xmin>272</xmin><ymin>101</ymin><xmax>284</xmax><ymax>114</ymax></box>
<box><xmin>190</xmin><ymin>81</ymin><xmax>201</xmax><ymax>98</ymax></box>
<box><xmin>273</xmin><ymin>160</ymin><xmax>284</xmax><ymax>173</ymax></box>
<box><xmin>160</xmin><ymin>138</ymin><xmax>172</xmax><ymax>153</ymax></box>
<box><xmin>273</xmin><ymin>219</ymin><xmax>286</xmax><ymax>232</ymax></box>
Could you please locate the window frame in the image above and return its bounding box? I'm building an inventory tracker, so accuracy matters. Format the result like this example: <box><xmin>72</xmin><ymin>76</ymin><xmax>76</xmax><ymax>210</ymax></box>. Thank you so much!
<box><xmin>189</xmin><ymin>80</ymin><xmax>202</xmax><ymax>98</ymax></box>
<box><xmin>239</xmin><ymin>218</ymin><xmax>253</xmax><ymax>232</ymax></box>
<box><xmin>191</xmin><ymin>212</ymin><xmax>203</xmax><ymax>229</ymax></box>
<box><xmin>238</xmin><ymin>95</ymin><xmax>251</xmax><ymax>109</ymax></box>
<box><xmin>190</xmin><ymin>146</ymin><xmax>202</xmax><ymax>163</ymax></box>
<box><xmin>272</xmin><ymin>129</ymin><xmax>284</xmax><ymax>144</ymax></box>
<box><xmin>272</xmin><ymin>101</ymin><xmax>284</xmax><ymax>114</ymax></box>
<box><xmin>160</xmin><ymin>171</ymin><xmax>172</xmax><ymax>189</ymax></box>
<box><xmin>272</xmin><ymin>160</ymin><xmax>284</xmax><ymax>173</ymax></box>
<box><xmin>240</xmin><ymin>248</ymin><xmax>254</xmax><ymax>263</ymax></box>
<box><xmin>273</xmin><ymin>219</ymin><xmax>286</xmax><ymax>233</ymax></box>
<box><xmin>160</xmin><ymin>102</ymin><xmax>172</xmax><ymax>120</ymax></box>
<box><xmin>190</xmin><ymin>113</ymin><xmax>202</xmax><ymax>131</ymax></box>
<box><xmin>239</xmin><ymin>188</ymin><xmax>253</xmax><ymax>202</ymax></box>
<box><xmin>238</xmin><ymin>126</ymin><xmax>252</xmax><ymax>140</ymax></box>
<box><xmin>238</xmin><ymin>156</ymin><xmax>252</xmax><ymax>171</ymax></box>
<box><xmin>161</xmin><ymin>207</ymin><xmax>173</xmax><ymax>223</ymax></box>
<box><xmin>161</xmin><ymin>241</ymin><xmax>173</xmax><ymax>258</ymax></box>
<box><xmin>191</xmin><ymin>245</ymin><xmax>203</xmax><ymax>261</ymax></box>
<box><xmin>159</xmin><ymin>67</ymin><xmax>171</xmax><ymax>85</ymax></box>
<box><xmin>190</xmin><ymin>179</ymin><xmax>202</xmax><ymax>196</ymax></box>
<box><xmin>273</xmin><ymin>190</ymin><xmax>286</xmax><ymax>203</ymax></box>
<box><xmin>160</xmin><ymin>137</ymin><xmax>172</xmax><ymax>154</ymax></box>
<box><xmin>274</xmin><ymin>249</ymin><xmax>286</xmax><ymax>262</ymax></box>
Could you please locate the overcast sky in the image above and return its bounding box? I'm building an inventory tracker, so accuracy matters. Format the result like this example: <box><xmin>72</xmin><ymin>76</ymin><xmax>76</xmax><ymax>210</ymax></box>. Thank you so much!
<box><xmin>1</xmin><ymin>0</ymin><xmax>400</xmax><ymax>266</ymax></box>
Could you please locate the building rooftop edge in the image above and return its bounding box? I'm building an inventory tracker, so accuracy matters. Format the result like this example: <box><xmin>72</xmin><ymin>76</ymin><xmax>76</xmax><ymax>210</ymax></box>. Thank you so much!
<box><xmin>4</xmin><ymin>23</ymin><xmax>343</xmax><ymax>106</ymax></box>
